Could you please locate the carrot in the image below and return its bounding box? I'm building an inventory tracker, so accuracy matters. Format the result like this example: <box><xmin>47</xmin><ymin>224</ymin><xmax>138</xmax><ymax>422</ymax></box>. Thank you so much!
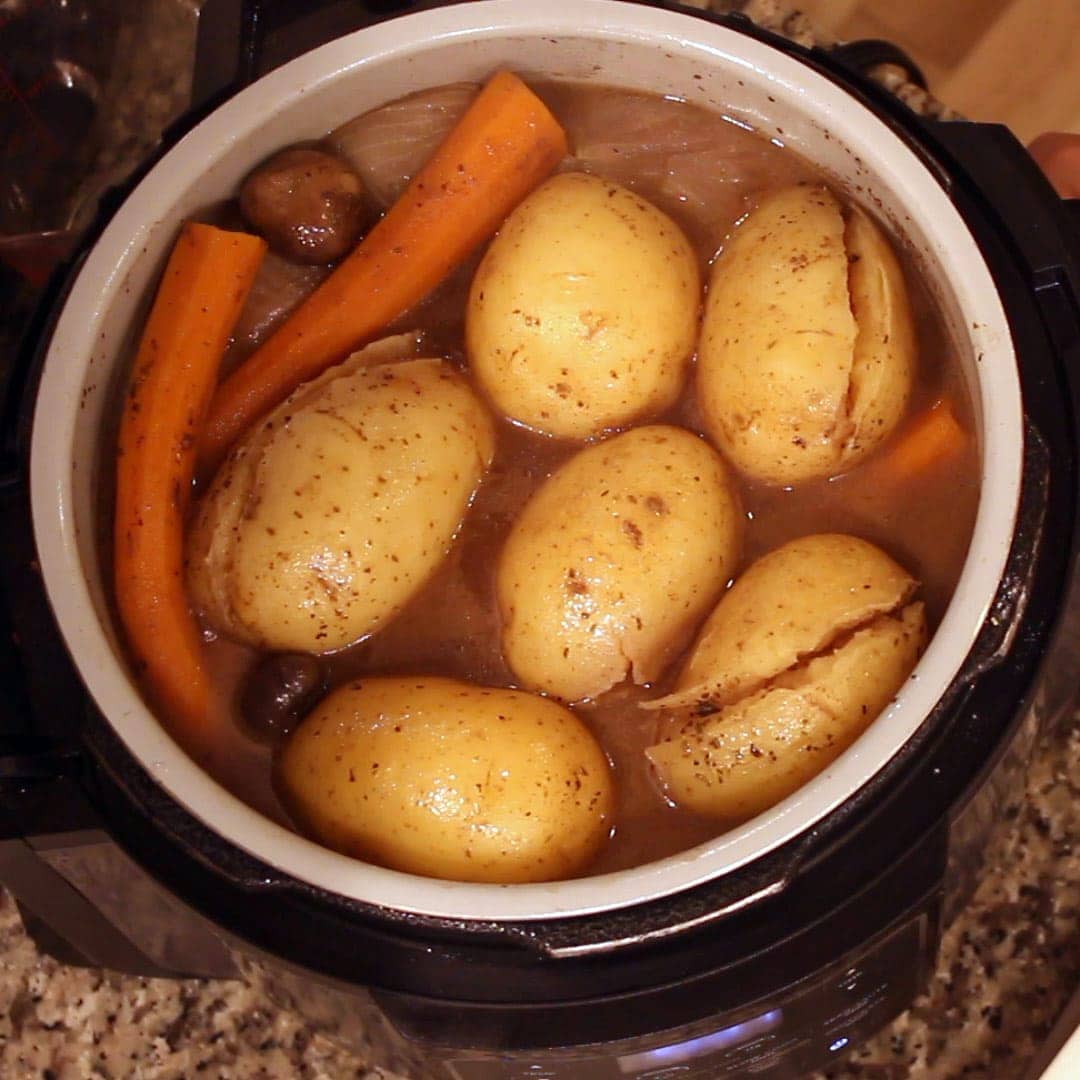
<box><xmin>115</xmin><ymin>222</ymin><xmax>266</xmax><ymax>755</ymax></box>
<box><xmin>876</xmin><ymin>397</ymin><xmax>969</xmax><ymax>482</ymax></box>
<box><xmin>198</xmin><ymin>70</ymin><xmax>569</xmax><ymax>474</ymax></box>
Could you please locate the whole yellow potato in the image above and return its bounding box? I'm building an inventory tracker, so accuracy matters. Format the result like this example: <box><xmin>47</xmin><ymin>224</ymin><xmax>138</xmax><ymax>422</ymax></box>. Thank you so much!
<box><xmin>698</xmin><ymin>185</ymin><xmax>915</xmax><ymax>484</ymax></box>
<box><xmin>187</xmin><ymin>343</ymin><xmax>494</xmax><ymax>653</ymax></box>
<box><xmin>278</xmin><ymin>677</ymin><xmax>614</xmax><ymax>883</ymax></box>
<box><xmin>467</xmin><ymin>172</ymin><xmax>700</xmax><ymax>439</ymax></box>
<box><xmin>647</xmin><ymin>603</ymin><xmax>925</xmax><ymax>820</ymax></box>
<box><xmin>652</xmin><ymin>533</ymin><xmax>917</xmax><ymax>711</ymax></box>
<box><xmin>645</xmin><ymin>533</ymin><xmax>926</xmax><ymax>821</ymax></box>
<box><xmin>498</xmin><ymin>425</ymin><xmax>742</xmax><ymax>702</ymax></box>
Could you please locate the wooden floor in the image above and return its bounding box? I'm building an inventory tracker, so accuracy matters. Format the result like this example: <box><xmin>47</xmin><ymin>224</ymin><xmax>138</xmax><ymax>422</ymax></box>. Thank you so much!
<box><xmin>795</xmin><ymin>0</ymin><xmax>1080</xmax><ymax>143</ymax></box>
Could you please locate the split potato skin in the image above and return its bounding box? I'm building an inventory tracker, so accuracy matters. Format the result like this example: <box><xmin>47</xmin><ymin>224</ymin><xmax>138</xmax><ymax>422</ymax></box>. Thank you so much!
<box><xmin>278</xmin><ymin>677</ymin><xmax>614</xmax><ymax>883</ymax></box>
<box><xmin>646</xmin><ymin>533</ymin><xmax>926</xmax><ymax>821</ymax></box>
<box><xmin>845</xmin><ymin>205</ymin><xmax>918</xmax><ymax>457</ymax></box>
<box><xmin>653</xmin><ymin>533</ymin><xmax>917</xmax><ymax>711</ymax></box>
<box><xmin>467</xmin><ymin>172</ymin><xmax>700</xmax><ymax>439</ymax></box>
<box><xmin>187</xmin><ymin>348</ymin><xmax>495</xmax><ymax>654</ymax></box>
<box><xmin>647</xmin><ymin>604</ymin><xmax>925</xmax><ymax>821</ymax></box>
<box><xmin>498</xmin><ymin>425</ymin><xmax>742</xmax><ymax>703</ymax></box>
<box><xmin>697</xmin><ymin>185</ymin><xmax>915</xmax><ymax>484</ymax></box>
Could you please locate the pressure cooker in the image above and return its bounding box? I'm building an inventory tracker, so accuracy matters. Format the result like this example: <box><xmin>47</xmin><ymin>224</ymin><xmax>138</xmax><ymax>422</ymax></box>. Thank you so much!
<box><xmin>1</xmin><ymin>2</ymin><xmax>1078</xmax><ymax>1077</ymax></box>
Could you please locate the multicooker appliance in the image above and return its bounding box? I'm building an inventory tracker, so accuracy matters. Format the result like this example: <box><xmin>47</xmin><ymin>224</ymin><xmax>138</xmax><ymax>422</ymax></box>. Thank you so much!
<box><xmin>2</xmin><ymin>3</ymin><xmax>1078</xmax><ymax>1077</ymax></box>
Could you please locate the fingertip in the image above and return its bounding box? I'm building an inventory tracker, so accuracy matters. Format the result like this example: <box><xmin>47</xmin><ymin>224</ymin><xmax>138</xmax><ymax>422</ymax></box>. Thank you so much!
<box><xmin>1028</xmin><ymin>132</ymin><xmax>1080</xmax><ymax>198</ymax></box>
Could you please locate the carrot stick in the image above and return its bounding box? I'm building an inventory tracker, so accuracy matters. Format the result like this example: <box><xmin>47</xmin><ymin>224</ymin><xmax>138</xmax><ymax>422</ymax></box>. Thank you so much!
<box><xmin>115</xmin><ymin>222</ymin><xmax>266</xmax><ymax>754</ymax></box>
<box><xmin>198</xmin><ymin>70</ymin><xmax>568</xmax><ymax>474</ymax></box>
<box><xmin>876</xmin><ymin>397</ymin><xmax>969</xmax><ymax>482</ymax></box>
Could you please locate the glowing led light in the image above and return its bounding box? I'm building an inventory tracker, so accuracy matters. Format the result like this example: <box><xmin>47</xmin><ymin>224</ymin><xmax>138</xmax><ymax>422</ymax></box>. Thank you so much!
<box><xmin>618</xmin><ymin>1009</ymin><xmax>783</xmax><ymax>1073</ymax></box>
<box><xmin>830</xmin><ymin>1037</ymin><xmax>850</xmax><ymax>1052</ymax></box>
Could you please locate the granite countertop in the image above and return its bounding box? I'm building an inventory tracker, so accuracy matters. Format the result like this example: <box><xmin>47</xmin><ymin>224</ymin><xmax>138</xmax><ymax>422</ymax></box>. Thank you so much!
<box><xmin>2</xmin><ymin>1</ymin><xmax>1079</xmax><ymax>1077</ymax></box>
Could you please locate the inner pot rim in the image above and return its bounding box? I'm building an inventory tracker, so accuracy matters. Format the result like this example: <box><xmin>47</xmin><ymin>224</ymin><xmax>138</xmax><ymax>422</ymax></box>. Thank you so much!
<box><xmin>29</xmin><ymin>0</ymin><xmax>1023</xmax><ymax>922</ymax></box>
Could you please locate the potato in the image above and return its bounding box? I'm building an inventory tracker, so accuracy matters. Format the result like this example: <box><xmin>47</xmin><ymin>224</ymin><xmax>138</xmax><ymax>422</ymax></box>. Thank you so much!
<box><xmin>646</xmin><ymin>533</ymin><xmax>926</xmax><ymax>820</ymax></box>
<box><xmin>187</xmin><ymin>341</ymin><xmax>495</xmax><ymax>653</ymax></box>
<box><xmin>467</xmin><ymin>172</ymin><xmax>700</xmax><ymax>439</ymax></box>
<box><xmin>698</xmin><ymin>185</ymin><xmax>915</xmax><ymax>484</ymax></box>
<box><xmin>846</xmin><ymin>205</ymin><xmax>918</xmax><ymax>457</ymax></box>
<box><xmin>647</xmin><ymin>604</ymin><xmax>925</xmax><ymax>820</ymax></box>
<box><xmin>652</xmin><ymin>533</ymin><xmax>917</xmax><ymax>711</ymax></box>
<box><xmin>278</xmin><ymin>677</ymin><xmax>614</xmax><ymax>883</ymax></box>
<box><xmin>498</xmin><ymin>425</ymin><xmax>741</xmax><ymax>702</ymax></box>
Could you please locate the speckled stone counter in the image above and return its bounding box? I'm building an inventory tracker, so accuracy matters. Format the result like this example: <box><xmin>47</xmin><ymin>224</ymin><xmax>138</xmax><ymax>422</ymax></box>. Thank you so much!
<box><xmin>2</xmin><ymin>1</ymin><xmax>1078</xmax><ymax>1078</ymax></box>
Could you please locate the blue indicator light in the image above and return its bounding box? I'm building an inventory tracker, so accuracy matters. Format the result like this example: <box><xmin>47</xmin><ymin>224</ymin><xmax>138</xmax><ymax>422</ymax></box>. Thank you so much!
<box><xmin>830</xmin><ymin>1037</ymin><xmax>850</xmax><ymax>1052</ymax></box>
<box><xmin>617</xmin><ymin>1009</ymin><xmax>783</xmax><ymax>1073</ymax></box>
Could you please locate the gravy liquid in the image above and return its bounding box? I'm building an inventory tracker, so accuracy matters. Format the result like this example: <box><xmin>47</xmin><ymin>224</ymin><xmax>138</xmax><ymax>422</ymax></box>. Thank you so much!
<box><xmin>190</xmin><ymin>83</ymin><xmax>980</xmax><ymax>876</ymax></box>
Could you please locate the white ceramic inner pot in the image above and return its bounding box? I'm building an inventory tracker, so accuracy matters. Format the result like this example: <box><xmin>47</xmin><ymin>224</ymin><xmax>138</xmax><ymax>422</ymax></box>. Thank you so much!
<box><xmin>30</xmin><ymin>0</ymin><xmax>1022</xmax><ymax>922</ymax></box>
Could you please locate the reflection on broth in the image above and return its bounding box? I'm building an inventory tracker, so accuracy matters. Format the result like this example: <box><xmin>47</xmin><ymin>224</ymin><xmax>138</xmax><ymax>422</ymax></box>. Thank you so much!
<box><xmin>117</xmin><ymin>77</ymin><xmax>979</xmax><ymax>881</ymax></box>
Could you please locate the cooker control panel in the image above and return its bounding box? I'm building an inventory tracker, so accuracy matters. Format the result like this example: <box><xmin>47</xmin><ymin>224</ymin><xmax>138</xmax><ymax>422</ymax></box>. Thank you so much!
<box><xmin>440</xmin><ymin>914</ymin><xmax>930</xmax><ymax>1080</ymax></box>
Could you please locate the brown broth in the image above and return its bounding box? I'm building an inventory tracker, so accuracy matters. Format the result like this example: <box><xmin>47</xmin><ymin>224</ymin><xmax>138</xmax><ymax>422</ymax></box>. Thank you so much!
<box><xmin>183</xmin><ymin>81</ymin><xmax>979</xmax><ymax>876</ymax></box>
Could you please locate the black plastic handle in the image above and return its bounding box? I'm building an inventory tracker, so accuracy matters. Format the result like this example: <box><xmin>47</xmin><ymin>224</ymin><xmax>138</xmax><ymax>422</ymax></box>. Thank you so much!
<box><xmin>922</xmin><ymin>120</ymin><xmax>1080</xmax><ymax>284</ymax></box>
<box><xmin>1066</xmin><ymin>198</ymin><xmax>1080</xmax><ymax>250</ymax></box>
<box><xmin>827</xmin><ymin>38</ymin><xmax>928</xmax><ymax>89</ymax></box>
<box><xmin>920</xmin><ymin>121</ymin><xmax>1080</xmax><ymax>453</ymax></box>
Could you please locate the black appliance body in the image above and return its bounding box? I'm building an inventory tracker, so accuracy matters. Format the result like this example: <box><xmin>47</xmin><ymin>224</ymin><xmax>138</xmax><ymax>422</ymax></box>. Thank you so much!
<box><xmin>1</xmin><ymin>3</ymin><xmax>1079</xmax><ymax>1078</ymax></box>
